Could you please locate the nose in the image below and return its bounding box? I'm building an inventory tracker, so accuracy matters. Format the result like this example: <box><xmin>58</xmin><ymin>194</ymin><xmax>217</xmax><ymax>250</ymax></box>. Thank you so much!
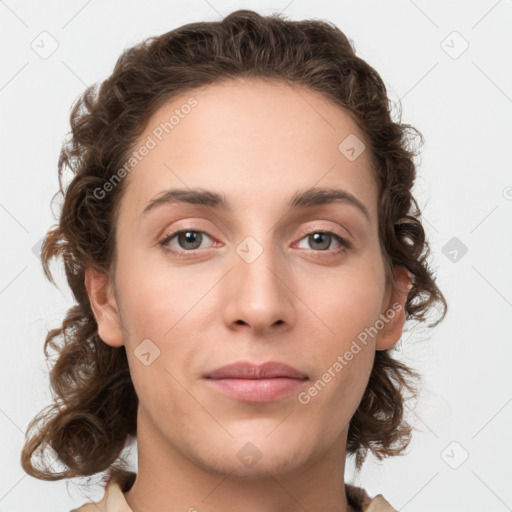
<box><xmin>222</xmin><ymin>241</ymin><xmax>295</xmax><ymax>337</ymax></box>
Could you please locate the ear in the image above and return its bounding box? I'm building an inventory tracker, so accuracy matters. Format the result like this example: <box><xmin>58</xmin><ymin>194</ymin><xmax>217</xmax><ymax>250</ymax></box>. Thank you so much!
<box><xmin>375</xmin><ymin>265</ymin><xmax>412</xmax><ymax>351</ymax></box>
<box><xmin>84</xmin><ymin>267</ymin><xmax>124</xmax><ymax>348</ymax></box>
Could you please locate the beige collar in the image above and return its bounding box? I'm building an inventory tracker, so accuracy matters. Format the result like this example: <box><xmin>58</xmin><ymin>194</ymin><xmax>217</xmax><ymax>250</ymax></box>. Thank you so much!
<box><xmin>73</xmin><ymin>471</ymin><xmax>397</xmax><ymax>512</ymax></box>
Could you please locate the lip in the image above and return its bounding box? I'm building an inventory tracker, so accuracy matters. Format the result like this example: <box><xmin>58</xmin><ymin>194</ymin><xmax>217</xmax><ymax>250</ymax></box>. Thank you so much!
<box><xmin>204</xmin><ymin>361</ymin><xmax>308</xmax><ymax>403</ymax></box>
<box><xmin>205</xmin><ymin>361</ymin><xmax>308</xmax><ymax>380</ymax></box>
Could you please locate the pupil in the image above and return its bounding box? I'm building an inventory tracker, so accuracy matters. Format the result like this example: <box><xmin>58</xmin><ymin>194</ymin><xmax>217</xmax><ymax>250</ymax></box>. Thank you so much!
<box><xmin>310</xmin><ymin>233</ymin><xmax>329</xmax><ymax>250</ymax></box>
<box><xmin>180</xmin><ymin>231</ymin><xmax>201</xmax><ymax>249</ymax></box>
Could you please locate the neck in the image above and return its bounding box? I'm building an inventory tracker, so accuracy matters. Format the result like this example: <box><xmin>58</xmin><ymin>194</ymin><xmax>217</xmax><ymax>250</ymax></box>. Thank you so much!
<box><xmin>124</xmin><ymin>408</ymin><xmax>355</xmax><ymax>512</ymax></box>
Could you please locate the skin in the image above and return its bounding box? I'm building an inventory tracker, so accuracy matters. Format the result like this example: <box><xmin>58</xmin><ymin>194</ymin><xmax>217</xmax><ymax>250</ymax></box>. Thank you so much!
<box><xmin>85</xmin><ymin>77</ymin><xmax>411</xmax><ymax>512</ymax></box>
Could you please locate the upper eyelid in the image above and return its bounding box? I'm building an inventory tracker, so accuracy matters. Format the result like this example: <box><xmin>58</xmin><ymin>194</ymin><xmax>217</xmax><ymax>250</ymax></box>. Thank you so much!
<box><xmin>161</xmin><ymin>225</ymin><xmax>348</xmax><ymax>238</ymax></box>
<box><xmin>161</xmin><ymin>216</ymin><xmax>351</xmax><ymax>236</ymax></box>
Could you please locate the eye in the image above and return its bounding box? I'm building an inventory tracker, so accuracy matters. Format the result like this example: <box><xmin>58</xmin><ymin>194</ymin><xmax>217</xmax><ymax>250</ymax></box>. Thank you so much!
<box><xmin>295</xmin><ymin>231</ymin><xmax>351</xmax><ymax>253</ymax></box>
<box><xmin>159</xmin><ymin>229</ymin><xmax>215</xmax><ymax>255</ymax></box>
<box><xmin>158</xmin><ymin>228</ymin><xmax>351</xmax><ymax>258</ymax></box>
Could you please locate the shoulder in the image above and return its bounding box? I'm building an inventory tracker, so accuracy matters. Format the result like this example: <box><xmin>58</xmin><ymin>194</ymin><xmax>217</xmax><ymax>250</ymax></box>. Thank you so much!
<box><xmin>345</xmin><ymin>482</ymin><xmax>398</xmax><ymax>512</ymax></box>
<box><xmin>70</xmin><ymin>470</ymin><xmax>137</xmax><ymax>512</ymax></box>
<box><xmin>70</xmin><ymin>505</ymin><xmax>101</xmax><ymax>512</ymax></box>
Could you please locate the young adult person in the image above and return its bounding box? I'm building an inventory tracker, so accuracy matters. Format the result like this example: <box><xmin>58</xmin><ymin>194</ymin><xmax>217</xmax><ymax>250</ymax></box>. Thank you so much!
<box><xmin>21</xmin><ymin>9</ymin><xmax>447</xmax><ymax>512</ymax></box>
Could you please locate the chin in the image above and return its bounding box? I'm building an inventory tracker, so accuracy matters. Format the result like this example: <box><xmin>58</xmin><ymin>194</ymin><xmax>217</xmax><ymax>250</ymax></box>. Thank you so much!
<box><xmin>202</xmin><ymin>448</ymin><xmax>310</xmax><ymax>480</ymax></box>
<box><xmin>217</xmin><ymin>435</ymin><xmax>311</xmax><ymax>475</ymax></box>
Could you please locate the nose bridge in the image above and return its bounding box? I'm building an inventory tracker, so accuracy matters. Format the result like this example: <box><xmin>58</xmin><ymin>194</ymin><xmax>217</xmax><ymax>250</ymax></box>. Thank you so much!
<box><xmin>223</xmin><ymin>232</ymin><xmax>294</xmax><ymax>333</ymax></box>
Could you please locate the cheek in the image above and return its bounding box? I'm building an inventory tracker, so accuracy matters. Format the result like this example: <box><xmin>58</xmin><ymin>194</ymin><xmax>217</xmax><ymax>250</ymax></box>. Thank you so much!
<box><xmin>115</xmin><ymin>253</ymin><xmax>209</xmax><ymax>384</ymax></box>
<box><xmin>301</xmin><ymin>268</ymin><xmax>383</xmax><ymax>399</ymax></box>
<box><xmin>116</xmin><ymin>265</ymin><xmax>198</xmax><ymax>418</ymax></box>
<box><xmin>116</xmin><ymin>249</ymin><xmax>203</xmax><ymax>337</ymax></box>
<box><xmin>311</xmin><ymin>269</ymin><xmax>385</xmax><ymax>343</ymax></box>
<box><xmin>303</xmin><ymin>291</ymin><xmax>378</xmax><ymax>423</ymax></box>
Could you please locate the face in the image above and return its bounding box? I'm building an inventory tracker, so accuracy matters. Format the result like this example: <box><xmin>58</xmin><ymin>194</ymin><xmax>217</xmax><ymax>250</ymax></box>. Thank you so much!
<box><xmin>86</xmin><ymin>78</ymin><xmax>410</xmax><ymax>478</ymax></box>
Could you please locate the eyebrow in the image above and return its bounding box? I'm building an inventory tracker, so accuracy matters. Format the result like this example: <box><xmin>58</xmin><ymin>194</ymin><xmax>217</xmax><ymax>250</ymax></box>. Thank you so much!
<box><xmin>141</xmin><ymin>186</ymin><xmax>371</xmax><ymax>222</ymax></box>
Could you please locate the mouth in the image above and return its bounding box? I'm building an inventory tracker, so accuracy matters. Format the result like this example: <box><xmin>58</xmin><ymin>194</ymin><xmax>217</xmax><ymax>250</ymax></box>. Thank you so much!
<box><xmin>204</xmin><ymin>361</ymin><xmax>309</xmax><ymax>403</ymax></box>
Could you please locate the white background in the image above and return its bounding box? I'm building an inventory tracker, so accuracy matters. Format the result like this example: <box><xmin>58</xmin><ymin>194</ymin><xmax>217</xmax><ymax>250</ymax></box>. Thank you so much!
<box><xmin>1</xmin><ymin>1</ymin><xmax>511</xmax><ymax>511</ymax></box>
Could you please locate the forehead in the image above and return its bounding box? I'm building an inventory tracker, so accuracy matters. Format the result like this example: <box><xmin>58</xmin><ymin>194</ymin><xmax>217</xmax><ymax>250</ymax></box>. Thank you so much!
<box><xmin>118</xmin><ymin>78</ymin><xmax>378</xmax><ymax>223</ymax></box>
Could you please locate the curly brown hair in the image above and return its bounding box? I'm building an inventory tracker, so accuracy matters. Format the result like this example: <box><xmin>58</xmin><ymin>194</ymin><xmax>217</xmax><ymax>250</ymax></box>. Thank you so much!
<box><xmin>21</xmin><ymin>8</ymin><xmax>447</xmax><ymax>482</ymax></box>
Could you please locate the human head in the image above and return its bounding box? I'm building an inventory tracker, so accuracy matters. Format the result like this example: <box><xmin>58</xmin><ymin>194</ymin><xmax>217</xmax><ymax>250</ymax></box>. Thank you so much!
<box><xmin>21</xmin><ymin>8</ymin><xmax>447</xmax><ymax>481</ymax></box>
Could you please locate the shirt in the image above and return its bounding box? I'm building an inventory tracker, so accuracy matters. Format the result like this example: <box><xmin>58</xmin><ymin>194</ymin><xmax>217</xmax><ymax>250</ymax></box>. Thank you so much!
<box><xmin>71</xmin><ymin>470</ymin><xmax>397</xmax><ymax>512</ymax></box>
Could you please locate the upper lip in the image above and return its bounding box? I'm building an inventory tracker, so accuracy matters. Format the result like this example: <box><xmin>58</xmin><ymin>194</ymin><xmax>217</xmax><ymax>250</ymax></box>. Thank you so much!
<box><xmin>205</xmin><ymin>361</ymin><xmax>308</xmax><ymax>380</ymax></box>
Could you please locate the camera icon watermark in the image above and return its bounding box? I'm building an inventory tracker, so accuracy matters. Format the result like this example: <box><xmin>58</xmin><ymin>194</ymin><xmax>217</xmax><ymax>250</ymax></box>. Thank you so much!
<box><xmin>31</xmin><ymin>236</ymin><xmax>45</xmax><ymax>260</ymax></box>
<box><xmin>440</xmin><ymin>31</ymin><xmax>469</xmax><ymax>60</ymax></box>
<box><xmin>30</xmin><ymin>31</ymin><xmax>59</xmax><ymax>60</ymax></box>
<box><xmin>338</xmin><ymin>133</ymin><xmax>366</xmax><ymax>162</ymax></box>
<box><xmin>440</xmin><ymin>441</ymin><xmax>469</xmax><ymax>469</ymax></box>
<box><xmin>236</xmin><ymin>236</ymin><xmax>264</xmax><ymax>264</ymax></box>
<box><xmin>237</xmin><ymin>442</ymin><xmax>263</xmax><ymax>468</ymax></box>
<box><xmin>134</xmin><ymin>338</ymin><xmax>161</xmax><ymax>366</ymax></box>
<box><xmin>442</xmin><ymin>236</ymin><xmax>468</xmax><ymax>263</ymax></box>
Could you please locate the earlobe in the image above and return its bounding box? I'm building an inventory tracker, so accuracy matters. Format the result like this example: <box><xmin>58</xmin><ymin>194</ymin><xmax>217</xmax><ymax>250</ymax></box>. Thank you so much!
<box><xmin>375</xmin><ymin>265</ymin><xmax>412</xmax><ymax>351</ymax></box>
<box><xmin>84</xmin><ymin>267</ymin><xmax>125</xmax><ymax>347</ymax></box>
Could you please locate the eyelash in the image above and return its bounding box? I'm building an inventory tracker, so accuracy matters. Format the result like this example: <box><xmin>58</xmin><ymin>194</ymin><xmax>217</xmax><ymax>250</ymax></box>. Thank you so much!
<box><xmin>158</xmin><ymin>227</ymin><xmax>351</xmax><ymax>258</ymax></box>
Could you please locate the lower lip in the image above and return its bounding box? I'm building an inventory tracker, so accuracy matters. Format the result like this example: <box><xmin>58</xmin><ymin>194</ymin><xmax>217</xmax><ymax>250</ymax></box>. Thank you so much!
<box><xmin>205</xmin><ymin>377</ymin><xmax>308</xmax><ymax>402</ymax></box>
